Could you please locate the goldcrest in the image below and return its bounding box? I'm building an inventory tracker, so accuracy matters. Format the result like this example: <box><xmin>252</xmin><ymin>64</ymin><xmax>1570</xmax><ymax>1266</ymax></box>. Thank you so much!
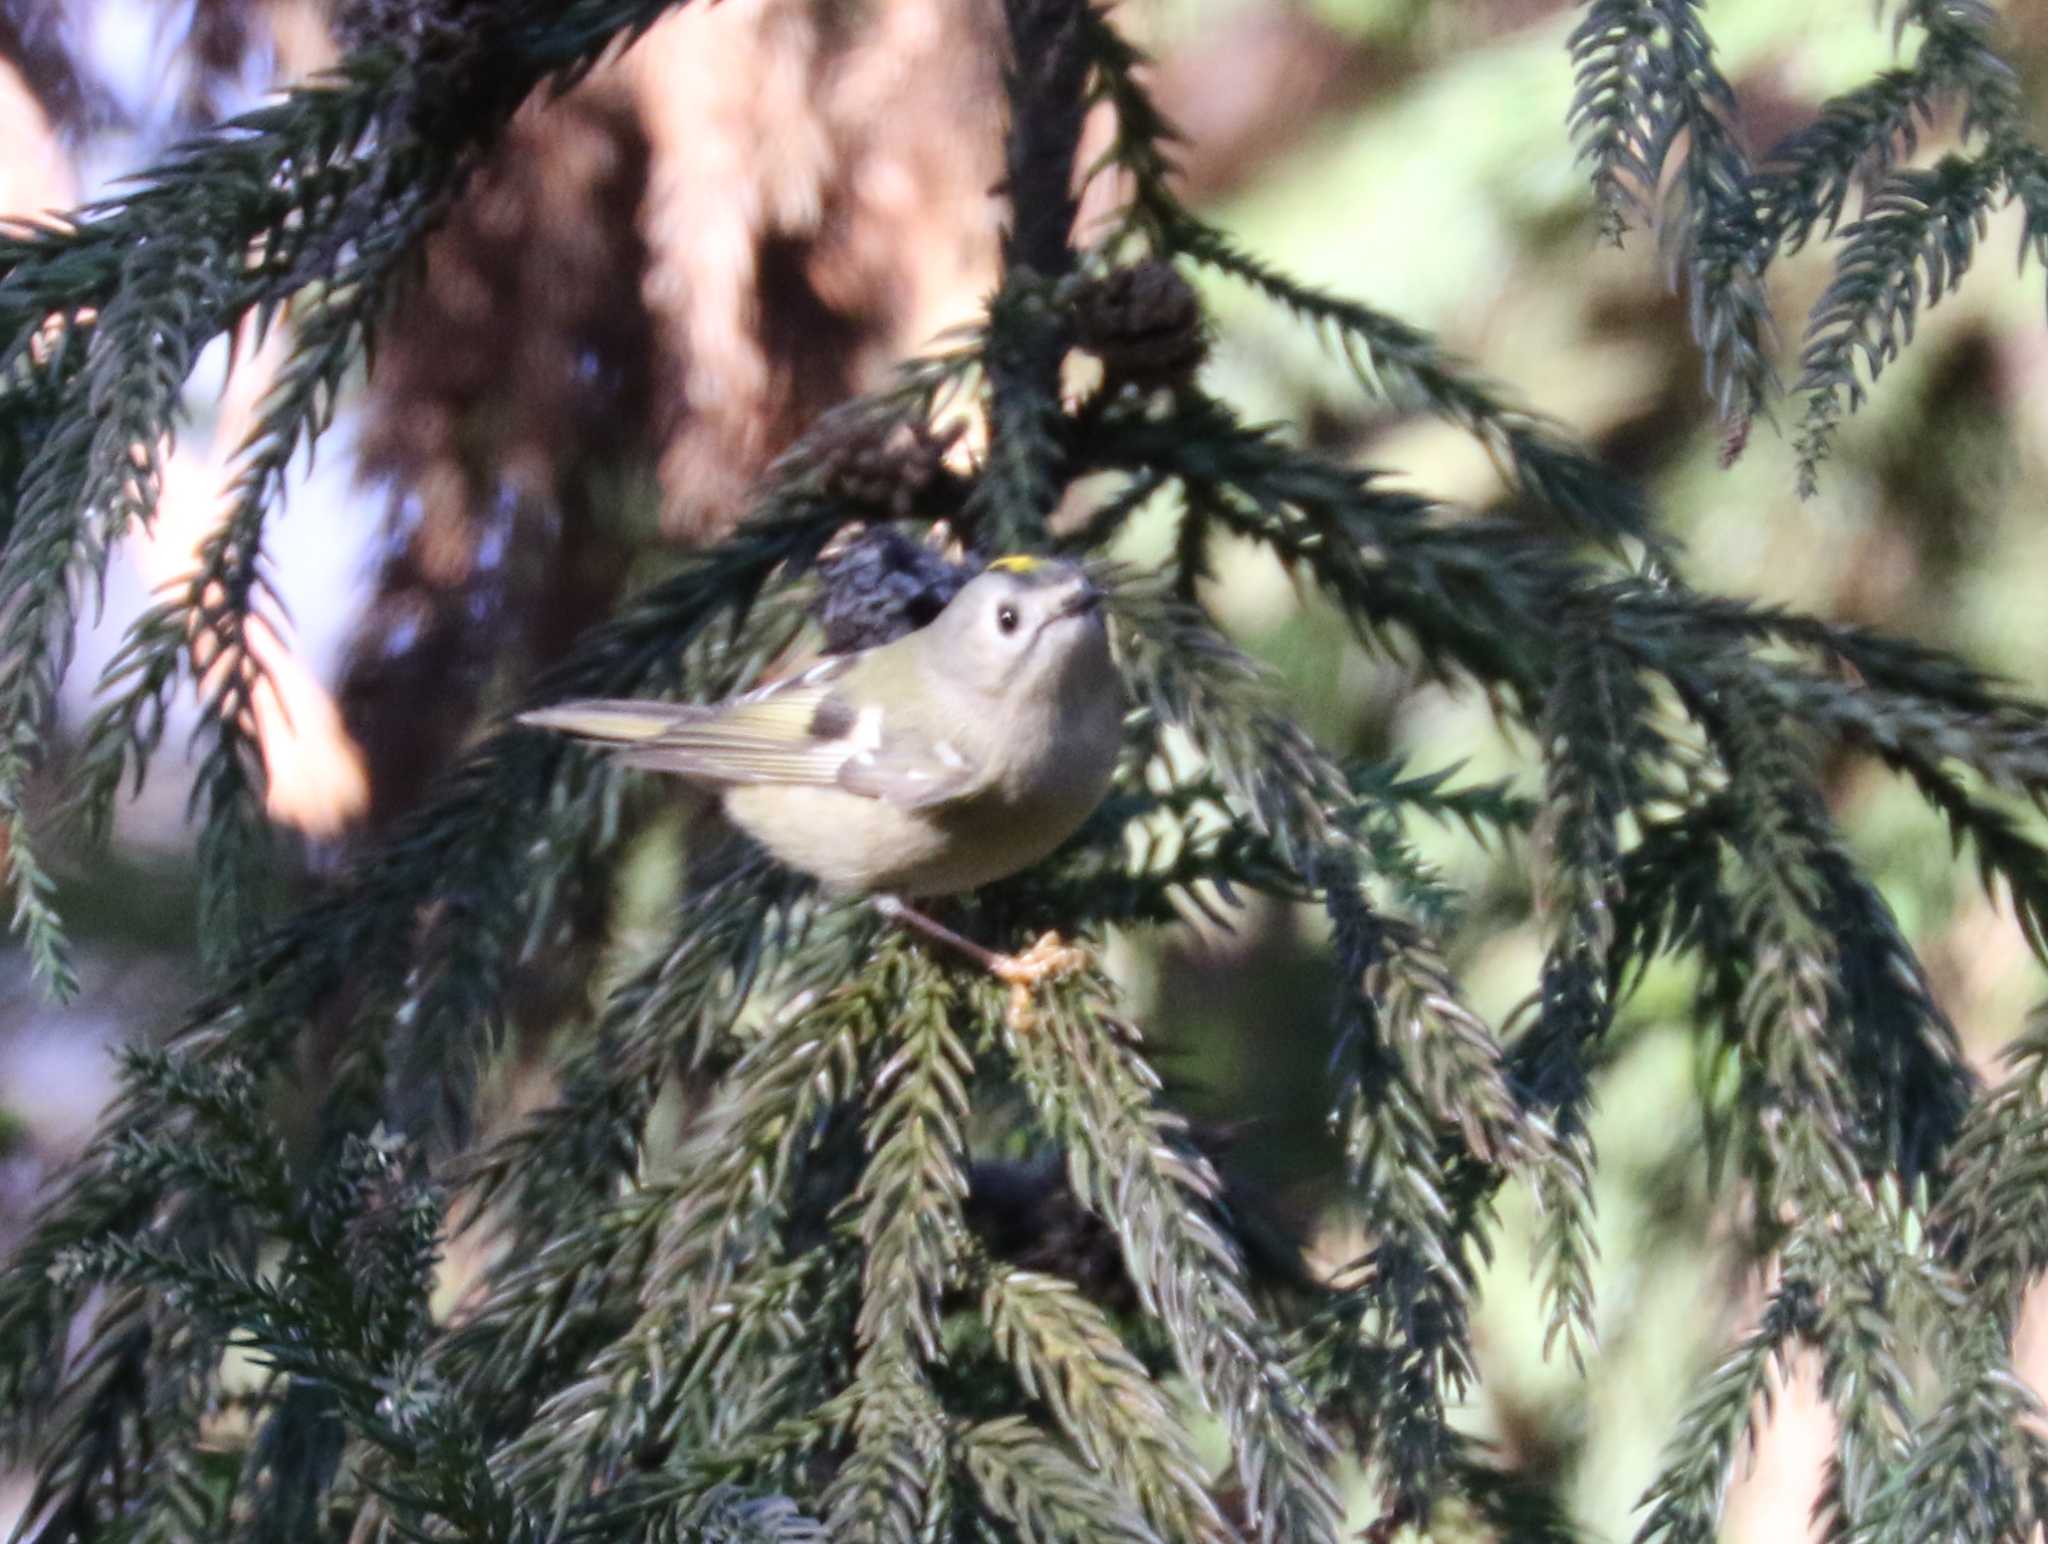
<box><xmin>520</xmin><ymin>555</ymin><xmax>1123</xmax><ymax>898</ymax></box>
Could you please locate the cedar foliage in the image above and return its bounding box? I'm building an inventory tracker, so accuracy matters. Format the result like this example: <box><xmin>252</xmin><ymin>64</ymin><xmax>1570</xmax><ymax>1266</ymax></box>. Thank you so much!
<box><xmin>6</xmin><ymin>1</ymin><xmax>2048</xmax><ymax>1539</ymax></box>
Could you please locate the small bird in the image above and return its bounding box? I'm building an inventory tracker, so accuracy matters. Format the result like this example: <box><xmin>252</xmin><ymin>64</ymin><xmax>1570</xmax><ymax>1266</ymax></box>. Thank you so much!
<box><xmin>520</xmin><ymin>554</ymin><xmax>1123</xmax><ymax>1001</ymax></box>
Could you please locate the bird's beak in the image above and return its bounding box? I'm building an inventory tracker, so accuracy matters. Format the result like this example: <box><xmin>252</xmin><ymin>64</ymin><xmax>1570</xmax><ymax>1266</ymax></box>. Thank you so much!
<box><xmin>1054</xmin><ymin>577</ymin><xmax>1105</xmax><ymax>620</ymax></box>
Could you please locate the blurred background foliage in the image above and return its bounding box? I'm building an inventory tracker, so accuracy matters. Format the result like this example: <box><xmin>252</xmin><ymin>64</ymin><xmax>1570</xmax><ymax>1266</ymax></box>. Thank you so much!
<box><xmin>4</xmin><ymin>0</ymin><xmax>2047</xmax><ymax>1536</ymax></box>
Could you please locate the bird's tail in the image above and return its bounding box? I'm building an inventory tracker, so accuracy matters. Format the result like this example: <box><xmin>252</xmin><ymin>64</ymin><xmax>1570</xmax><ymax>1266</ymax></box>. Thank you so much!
<box><xmin>516</xmin><ymin>699</ymin><xmax>705</xmax><ymax>744</ymax></box>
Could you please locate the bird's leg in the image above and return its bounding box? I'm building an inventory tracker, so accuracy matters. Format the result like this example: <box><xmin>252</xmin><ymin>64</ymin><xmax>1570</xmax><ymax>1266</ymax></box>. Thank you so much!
<box><xmin>871</xmin><ymin>894</ymin><xmax>1009</xmax><ymax>971</ymax></box>
<box><xmin>870</xmin><ymin>896</ymin><xmax>1087</xmax><ymax>1030</ymax></box>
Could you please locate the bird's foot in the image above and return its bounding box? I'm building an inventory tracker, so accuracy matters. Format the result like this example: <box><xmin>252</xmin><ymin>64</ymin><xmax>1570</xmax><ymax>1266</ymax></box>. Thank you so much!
<box><xmin>870</xmin><ymin>898</ymin><xmax>1087</xmax><ymax>1030</ymax></box>
<box><xmin>991</xmin><ymin>931</ymin><xmax>1088</xmax><ymax>1032</ymax></box>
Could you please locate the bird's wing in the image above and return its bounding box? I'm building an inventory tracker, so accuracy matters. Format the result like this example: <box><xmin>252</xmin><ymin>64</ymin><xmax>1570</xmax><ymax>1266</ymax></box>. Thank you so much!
<box><xmin>835</xmin><ymin>732</ymin><xmax>981</xmax><ymax>809</ymax></box>
<box><xmin>519</xmin><ymin>660</ymin><xmax>983</xmax><ymax>807</ymax></box>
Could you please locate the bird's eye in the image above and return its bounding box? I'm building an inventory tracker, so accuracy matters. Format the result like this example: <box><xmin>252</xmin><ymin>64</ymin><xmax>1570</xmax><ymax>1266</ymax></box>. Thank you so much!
<box><xmin>996</xmin><ymin>604</ymin><xmax>1020</xmax><ymax>635</ymax></box>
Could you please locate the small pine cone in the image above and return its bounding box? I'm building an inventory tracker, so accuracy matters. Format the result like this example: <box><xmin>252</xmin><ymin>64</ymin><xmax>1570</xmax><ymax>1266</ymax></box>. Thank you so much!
<box><xmin>337</xmin><ymin>0</ymin><xmax>499</xmax><ymax>53</ymax></box>
<box><xmin>336</xmin><ymin>0</ymin><xmax>521</xmax><ymax>126</ymax></box>
<box><xmin>1066</xmin><ymin>260</ymin><xmax>1208</xmax><ymax>389</ymax></box>
<box><xmin>801</xmin><ymin>415</ymin><xmax>965</xmax><ymax>517</ymax></box>
<box><xmin>811</xmin><ymin>524</ymin><xmax>978</xmax><ymax>654</ymax></box>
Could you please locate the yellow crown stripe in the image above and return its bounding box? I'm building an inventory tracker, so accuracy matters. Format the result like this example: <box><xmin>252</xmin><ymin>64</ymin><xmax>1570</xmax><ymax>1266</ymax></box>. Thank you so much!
<box><xmin>988</xmin><ymin>554</ymin><xmax>1046</xmax><ymax>575</ymax></box>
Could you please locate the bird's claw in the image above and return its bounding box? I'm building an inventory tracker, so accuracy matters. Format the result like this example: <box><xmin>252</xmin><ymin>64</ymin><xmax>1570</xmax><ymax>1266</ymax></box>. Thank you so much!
<box><xmin>994</xmin><ymin>931</ymin><xmax>1088</xmax><ymax>1032</ymax></box>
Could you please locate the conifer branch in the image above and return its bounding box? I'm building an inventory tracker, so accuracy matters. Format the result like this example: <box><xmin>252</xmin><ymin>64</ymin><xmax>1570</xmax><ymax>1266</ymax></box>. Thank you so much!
<box><xmin>73</xmin><ymin>282</ymin><xmax>388</xmax><ymax>970</ymax></box>
<box><xmin>1635</xmin><ymin>1280</ymin><xmax>1813</xmax><ymax>1543</ymax></box>
<box><xmin>1557</xmin><ymin>0</ymin><xmax>2048</xmax><ymax>470</ymax></box>
<box><xmin>493</xmin><ymin>968</ymin><xmax>879</xmax><ymax>1525</ymax></box>
<box><xmin>1794</xmin><ymin>154</ymin><xmax>2002</xmax><ymax>493</ymax></box>
<box><xmin>827</xmin><ymin>957</ymin><xmax>974</xmax><ymax>1539</ymax></box>
<box><xmin>824</xmin><ymin>1345</ymin><xmax>952</xmax><ymax>1541</ymax></box>
<box><xmin>1319</xmin><ymin>863</ymin><xmax>1500</xmax><ymax>1516</ymax></box>
<box><xmin>959</xmin><ymin>1417</ymin><xmax>1161</xmax><ymax>1544</ymax></box>
<box><xmin>1755</xmin><ymin>49</ymin><xmax>1958</xmax><ymax>255</ymax></box>
<box><xmin>1520</xmin><ymin>627</ymin><xmax>1658</xmax><ymax>1367</ymax></box>
<box><xmin>981</xmin><ymin>1267</ymin><xmax>1233</xmax><ymax>1542</ymax></box>
<box><xmin>460</xmin><ymin>866</ymin><xmax>811</xmax><ymax>1241</ymax></box>
<box><xmin>1935</xmin><ymin>1013</ymin><xmax>2048</xmax><ymax>1315</ymax></box>
<box><xmin>1077</xmin><ymin>10</ymin><xmax>1668</xmax><ymax>551</ymax></box>
<box><xmin>1567</xmin><ymin>0</ymin><xmax>1775</xmax><ymax>422</ymax></box>
<box><xmin>0</xmin><ymin>0</ymin><xmax>713</xmax><ymax>989</ymax></box>
<box><xmin>971</xmin><ymin>0</ymin><xmax>1090</xmax><ymax>553</ymax></box>
<box><xmin>1005</xmin><ymin>972</ymin><xmax>1347</xmax><ymax>1543</ymax></box>
<box><xmin>1169</xmin><ymin>217</ymin><xmax>1667</xmax><ymax>556</ymax></box>
<box><xmin>1853</xmin><ymin>1316</ymin><xmax>2048</xmax><ymax>1543</ymax></box>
